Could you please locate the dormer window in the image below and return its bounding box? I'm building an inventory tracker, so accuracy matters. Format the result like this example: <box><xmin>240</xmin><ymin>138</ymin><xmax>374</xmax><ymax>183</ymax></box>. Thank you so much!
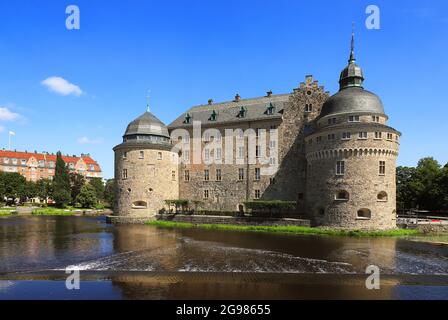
<box><xmin>237</xmin><ymin>106</ymin><xmax>247</xmax><ymax>118</ymax></box>
<box><xmin>209</xmin><ymin>110</ymin><xmax>218</xmax><ymax>122</ymax></box>
<box><xmin>183</xmin><ymin>113</ymin><xmax>192</xmax><ymax>124</ymax></box>
<box><xmin>265</xmin><ymin>103</ymin><xmax>276</xmax><ymax>115</ymax></box>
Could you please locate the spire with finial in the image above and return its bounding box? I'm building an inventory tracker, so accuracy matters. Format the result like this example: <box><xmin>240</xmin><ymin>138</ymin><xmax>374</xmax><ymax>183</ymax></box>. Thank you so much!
<box><xmin>339</xmin><ymin>23</ymin><xmax>364</xmax><ymax>90</ymax></box>
<box><xmin>146</xmin><ymin>90</ymin><xmax>151</xmax><ymax>112</ymax></box>
<box><xmin>349</xmin><ymin>22</ymin><xmax>356</xmax><ymax>63</ymax></box>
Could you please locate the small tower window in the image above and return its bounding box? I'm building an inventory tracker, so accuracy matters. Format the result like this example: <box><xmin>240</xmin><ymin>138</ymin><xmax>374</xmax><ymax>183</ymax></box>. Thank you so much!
<box><xmin>336</xmin><ymin>161</ymin><xmax>345</xmax><ymax>176</ymax></box>
<box><xmin>254</xmin><ymin>189</ymin><xmax>261</xmax><ymax>199</ymax></box>
<box><xmin>139</xmin><ymin>151</ymin><xmax>144</xmax><ymax>159</ymax></box>
<box><xmin>379</xmin><ymin>161</ymin><xmax>386</xmax><ymax>175</ymax></box>
<box><xmin>377</xmin><ymin>191</ymin><xmax>388</xmax><ymax>202</ymax></box>
<box><xmin>184</xmin><ymin>170</ymin><xmax>190</xmax><ymax>181</ymax></box>
<box><xmin>157</xmin><ymin>152</ymin><xmax>162</xmax><ymax>160</ymax></box>
<box><xmin>342</xmin><ymin>132</ymin><xmax>351</xmax><ymax>140</ymax></box>
<box><xmin>335</xmin><ymin>190</ymin><xmax>350</xmax><ymax>201</ymax></box>
<box><xmin>216</xmin><ymin>169</ymin><xmax>222</xmax><ymax>181</ymax></box>
<box><xmin>305</xmin><ymin>104</ymin><xmax>313</xmax><ymax>112</ymax></box>
<box><xmin>328</xmin><ymin>118</ymin><xmax>337</xmax><ymax>125</ymax></box>
<box><xmin>203</xmin><ymin>190</ymin><xmax>209</xmax><ymax>199</ymax></box>
<box><xmin>358</xmin><ymin>132</ymin><xmax>368</xmax><ymax>139</ymax></box>
<box><xmin>357</xmin><ymin>208</ymin><xmax>372</xmax><ymax>219</ymax></box>
<box><xmin>327</xmin><ymin>133</ymin><xmax>336</xmax><ymax>140</ymax></box>
<box><xmin>123</xmin><ymin>152</ymin><xmax>128</xmax><ymax>160</ymax></box>
<box><xmin>122</xmin><ymin>169</ymin><xmax>128</xmax><ymax>179</ymax></box>
<box><xmin>132</xmin><ymin>201</ymin><xmax>147</xmax><ymax>209</ymax></box>
<box><xmin>374</xmin><ymin>132</ymin><xmax>382</xmax><ymax>139</ymax></box>
<box><xmin>348</xmin><ymin>115</ymin><xmax>360</xmax><ymax>122</ymax></box>
<box><xmin>171</xmin><ymin>171</ymin><xmax>176</xmax><ymax>181</ymax></box>
<box><xmin>372</xmin><ymin>116</ymin><xmax>380</xmax><ymax>123</ymax></box>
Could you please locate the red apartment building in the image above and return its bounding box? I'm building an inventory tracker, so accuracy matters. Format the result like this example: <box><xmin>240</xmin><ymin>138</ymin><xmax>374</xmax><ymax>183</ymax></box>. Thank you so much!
<box><xmin>0</xmin><ymin>150</ymin><xmax>102</xmax><ymax>182</ymax></box>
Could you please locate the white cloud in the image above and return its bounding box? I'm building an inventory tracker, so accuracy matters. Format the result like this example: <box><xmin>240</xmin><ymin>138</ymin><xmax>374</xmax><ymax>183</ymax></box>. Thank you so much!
<box><xmin>41</xmin><ymin>76</ymin><xmax>83</xmax><ymax>96</ymax></box>
<box><xmin>77</xmin><ymin>136</ymin><xmax>104</xmax><ymax>145</ymax></box>
<box><xmin>0</xmin><ymin>107</ymin><xmax>20</xmax><ymax>121</ymax></box>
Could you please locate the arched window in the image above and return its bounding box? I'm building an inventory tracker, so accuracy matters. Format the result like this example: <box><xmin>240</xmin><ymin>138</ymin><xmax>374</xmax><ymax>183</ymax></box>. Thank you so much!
<box><xmin>377</xmin><ymin>191</ymin><xmax>388</xmax><ymax>202</ymax></box>
<box><xmin>357</xmin><ymin>208</ymin><xmax>372</xmax><ymax>219</ymax></box>
<box><xmin>132</xmin><ymin>201</ymin><xmax>147</xmax><ymax>209</ymax></box>
<box><xmin>335</xmin><ymin>190</ymin><xmax>350</xmax><ymax>201</ymax></box>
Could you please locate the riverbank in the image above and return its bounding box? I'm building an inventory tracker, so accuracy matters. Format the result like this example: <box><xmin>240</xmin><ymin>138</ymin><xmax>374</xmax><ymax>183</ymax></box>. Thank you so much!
<box><xmin>147</xmin><ymin>220</ymin><xmax>421</xmax><ymax>237</ymax></box>
<box><xmin>32</xmin><ymin>207</ymin><xmax>111</xmax><ymax>216</ymax></box>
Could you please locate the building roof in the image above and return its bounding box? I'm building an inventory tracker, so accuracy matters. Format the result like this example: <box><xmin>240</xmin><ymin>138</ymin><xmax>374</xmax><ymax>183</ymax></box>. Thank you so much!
<box><xmin>168</xmin><ymin>94</ymin><xmax>290</xmax><ymax>128</ymax></box>
<box><xmin>0</xmin><ymin>150</ymin><xmax>102</xmax><ymax>171</ymax></box>
<box><xmin>319</xmin><ymin>87</ymin><xmax>385</xmax><ymax>118</ymax></box>
<box><xmin>124</xmin><ymin>111</ymin><xmax>170</xmax><ymax>138</ymax></box>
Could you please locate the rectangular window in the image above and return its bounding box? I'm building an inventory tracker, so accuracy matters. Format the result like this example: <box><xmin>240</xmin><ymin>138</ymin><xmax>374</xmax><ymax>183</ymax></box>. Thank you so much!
<box><xmin>372</xmin><ymin>116</ymin><xmax>380</xmax><ymax>122</ymax></box>
<box><xmin>256</xmin><ymin>145</ymin><xmax>261</xmax><ymax>158</ymax></box>
<box><xmin>3</xmin><ymin>158</ymin><xmax>8</xmax><ymax>164</ymax></box>
<box><xmin>254</xmin><ymin>190</ymin><xmax>261</xmax><ymax>199</ymax></box>
<box><xmin>269</xmin><ymin>157</ymin><xmax>276</xmax><ymax>165</ymax></box>
<box><xmin>336</xmin><ymin>161</ymin><xmax>345</xmax><ymax>176</ymax></box>
<box><xmin>256</xmin><ymin>128</ymin><xmax>262</xmax><ymax>137</ymax></box>
<box><xmin>216</xmin><ymin>169</ymin><xmax>222</xmax><ymax>181</ymax></box>
<box><xmin>270</xmin><ymin>177</ymin><xmax>275</xmax><ymax>185</ymax></box>
<box><xmin>122</xmin><ymin>169</ymin><xmax>128</xmax><ymax>179</ymax></box>
<box><xmin>204</xmin><ymin>169</ymin><xmax>210</xmax><ymax>181</ymax></box>
<box><xmin>255</xmin><ymin>168</ymin><xmax>261</xmax><ymax>181</ymax></box>
<box><xmin>374</xmin><ymin>132</ymin><xmax>382</xmax><ymax>139</ymax></box>
<box><xmin>328</xmin><ymin>118</ymin><xmax>336</xmax><ymax>125</ymax></box>
<box><xmin>305</xmin><ymin>104</ymin><xmax>312</xmax><ymax>112</ymax></box>
<box><xmin>216</xmin><ymin>148</ymin><xmax>222</xmax><ymax>160</ymax></box>
<box><xmin>269</xmin><ymin>139</ymin><xmax>276</xmax><ymax>148</ymax></box>
<box><xmin>12</xmin><ymin>158</ymin><xmax>17</xmax><ymax>165</ymax></box>
<box><xmin>238</xmin><ymin>168</ymin><xmax>244</xmax><ymax>181</ymax></box>
<box><xmin>316</xmin><ymin>136</ymin><xmax>322</xmax><ymax>144</ymax></box>
<box><xmin>184</xmin><ymin>170</ymin><xmax>190</xmax><ymax>181</ymax></box>
<box><xmin>139</xmin><ymin>151</ymin><xmax>144</xmax><ymax>159</ymax></box>
<box><xmin>172</xmin><ymin>171</ymin><xmax>176</xmax><ymax>181</ymax></box>
<box><xmin>358</xmin><ymin>132</ymin><xmax>368</xmax><ymax>139</ymax></box>
<box><xmin>327</xmin><ymin>133</ymin><xmax>335</xmax><ymax>140</ymax></box>
<box><xmin>348</xmin><ymin>115</ymin><xmax>360</xmax><ymax>122</ymax></box>
<box><xmin>387</xmin><ymin>133</ymin><xmax>393</xmax><ymax>140</ymax></box>
<box><xmin>22</xmin><ymin>159</ymin><xmax>27</xmax><ymax>166</ymax></box>
<box><xmin>379</xmin><ymin>161</ymin><xmax>386</xmax><ymax>175</ymax></box>
<box><xmin>238</xmin><ymin>146</ymin><xmax>244</xmax><ymax>159</ymax></box>
<box><xmin>342</xmin><ymin>132</ymin><xmax>351</xmax><ymax>140</ymax></box>
<box><xmin>157</xmin><ymin>152</ymin><xmax>162</xmax><ymax>160</ymax></box>
<box><xmin>203</xmin><ymin>190</ymin><xmax>209</xmax><ymax>199</ymax></box>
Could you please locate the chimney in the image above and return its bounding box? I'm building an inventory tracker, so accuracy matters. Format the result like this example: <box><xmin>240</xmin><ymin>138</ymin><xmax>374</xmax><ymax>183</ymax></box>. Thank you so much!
<box><xmin>234</xmin><ymin>94</ymin><xmax>241</xmax><ymax>102</ymax></box>
<box><xmin>266</xmin><ymin>90</ymin><xmax>273</xmax><ymax>97</ymax></box>
<box><xmin>208</xmin><ymin>99</ymin><xmax>213</xmax><ymax>105</ymax></box>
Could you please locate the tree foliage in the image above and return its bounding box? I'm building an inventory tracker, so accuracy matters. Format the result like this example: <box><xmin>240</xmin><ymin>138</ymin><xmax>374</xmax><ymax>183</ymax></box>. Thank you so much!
<box><xmin>76</xmin><ymin>184</ymin><xmax>98</xmax><ymax>209</ymax></box>
<box><xmin>397</xmin><ymin>157</ymin><xmax>448</xmax><ymax>211</ymax></box>
<box><xmin>89</xmin><ymin>178</ymin><xmax>105</xmax><ymax>201</ymax></box>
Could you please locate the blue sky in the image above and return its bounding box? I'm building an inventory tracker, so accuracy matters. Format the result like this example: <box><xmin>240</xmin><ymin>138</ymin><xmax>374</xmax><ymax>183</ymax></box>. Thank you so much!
<box><xmin>0</xmin><ymin>0</ymin><xmax>447</xmax><ymax>178</ymax></box>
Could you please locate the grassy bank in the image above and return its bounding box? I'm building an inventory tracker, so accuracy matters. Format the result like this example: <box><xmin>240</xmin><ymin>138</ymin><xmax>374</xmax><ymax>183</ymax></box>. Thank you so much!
<box><xmin>0</xmin><ymin>209</ymin><xmax>17</xmax><ymax>216</ymax></box>
<box><xmin>32</xmin><ymin>208</ymin><xmax>76</xmax><ymax>216</ymax></box>
<box><xmin>146</xmin><ymin>220</ymin><xmax>420</xmax><ymax>237</ymax></box>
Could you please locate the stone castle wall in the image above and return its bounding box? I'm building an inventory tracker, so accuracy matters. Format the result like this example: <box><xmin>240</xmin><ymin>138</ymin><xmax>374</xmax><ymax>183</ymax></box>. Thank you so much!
<box><xmin>114</xmin><ymin>145</ymin><xmax>179</xmax><ymax>218</ymax></box>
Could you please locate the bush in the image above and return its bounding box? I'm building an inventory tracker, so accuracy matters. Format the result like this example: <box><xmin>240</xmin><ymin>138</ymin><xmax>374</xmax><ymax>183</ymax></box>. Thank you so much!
<box><xmin>76</xmin><ymin>184</ymin><xmax>98</xmax><ymax>209</ymax></box>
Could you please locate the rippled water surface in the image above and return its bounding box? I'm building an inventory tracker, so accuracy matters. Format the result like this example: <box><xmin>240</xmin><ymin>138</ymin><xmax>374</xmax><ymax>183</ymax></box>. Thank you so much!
<box><xmin>1</xmin><ymin>216</ymin><xmax>447</xmax><ymax>275</ymax></box>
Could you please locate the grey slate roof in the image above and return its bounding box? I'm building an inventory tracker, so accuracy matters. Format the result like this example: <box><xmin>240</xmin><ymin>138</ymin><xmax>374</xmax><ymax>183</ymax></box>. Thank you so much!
<box><xmin>168</xmin><ymin>94</ymin><xmax>290</xmax><ymax>128</ymax></box>
<box><xmin>124</xmin><ymin>111</ymin><xmax>170</xmax><ymax>138</ymax></box>
<box><xmin>319</xmin><ymin>87</ymin><xmax>385</xmax><ymax>118</ymax></box>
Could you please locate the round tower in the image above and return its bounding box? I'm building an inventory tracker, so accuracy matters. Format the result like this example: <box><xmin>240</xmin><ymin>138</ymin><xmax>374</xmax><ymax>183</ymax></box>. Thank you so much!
<box><xmin>113</xmin><ymin>109</ymin><xmax>178</xmax><ymax>222</ymax></box>
<box><xmin>305</xmin><ymin>32</ymin><xmax>401</xmax><ymax>230</ymax></box>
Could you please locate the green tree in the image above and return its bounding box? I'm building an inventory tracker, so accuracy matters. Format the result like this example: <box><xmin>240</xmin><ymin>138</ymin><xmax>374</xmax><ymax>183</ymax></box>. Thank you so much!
<box><xmin>76</xmin><ymin>184</ymin><xmax>98</xmax><ymax>208</ymax></box>
<box><xmin>396</xmin><ymin>166</ymin><xmax>418</xmax><ymax>210</ymax></box>
<box><xmin>89</xmin><ymin>178</ymin><xmax>105</xmax><ymax>202</ymax></box>
<box><xmin>0</xmin><ymin>172</ymin><xmax>28</xmax><ymax>205</ymax></box>
<box><xmin>413</xmin><ymin>157</ymin><xmax>441</xmax><ymax>210</ymax></box>
<box><xmin>104</xmin><ymin>179</ymin><xmax>115</xmax><ymax>207</ymax></box>
<box><xmin>69</xmin><ymin>173</ymin><xmax>86</xmax><ymax>204</ymax></box>
<box><xmin>53</xmin><ymin>152</ymin><xmax>71</xmax><ymax>207</ymax></box>
<box><xmin>36</xmin><ymin>179</ymin><xmax>53</xmax><ymax>203</ymax></box>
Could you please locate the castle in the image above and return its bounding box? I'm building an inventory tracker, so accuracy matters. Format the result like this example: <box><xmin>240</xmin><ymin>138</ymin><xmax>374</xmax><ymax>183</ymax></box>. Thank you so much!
<box><xmin>113</xmin><ymin>34</ymin><xmax>401</xmax><ymax>230</ymax></box>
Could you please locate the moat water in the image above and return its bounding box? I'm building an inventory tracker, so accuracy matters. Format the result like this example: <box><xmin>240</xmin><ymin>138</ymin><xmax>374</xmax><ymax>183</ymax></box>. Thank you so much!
<box><xmin>0</xmin><ymin>216</ymin><xmax>447</xmax><ymax>299</ymax></box>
